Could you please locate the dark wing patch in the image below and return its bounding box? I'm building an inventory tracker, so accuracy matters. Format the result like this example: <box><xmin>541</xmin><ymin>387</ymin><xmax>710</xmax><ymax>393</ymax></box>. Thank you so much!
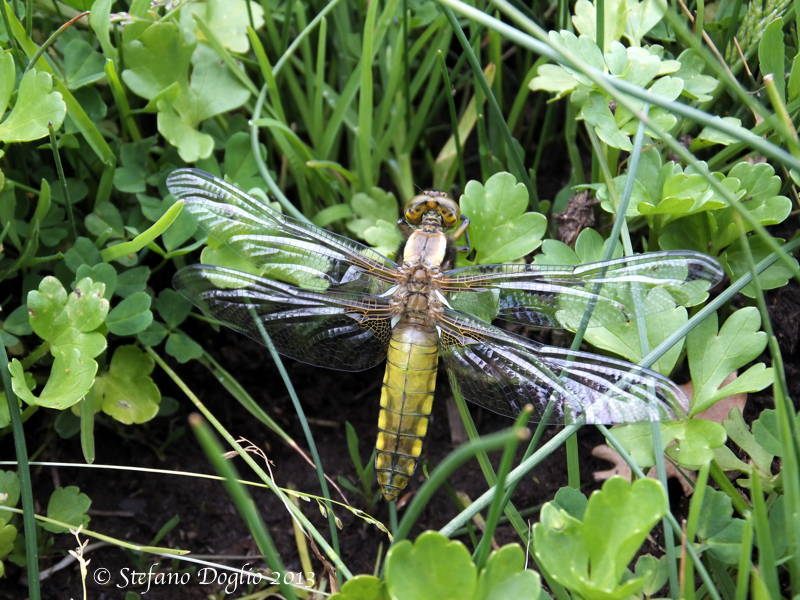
<box><xmin>174</xmin><ymin>265</ymin><xmax>393</xmax><ymax>372</ymax></box>
<box><xmin>436</xmin><ymin>310</ymin><xmax>688</xmax><ymax>424</ymax></box>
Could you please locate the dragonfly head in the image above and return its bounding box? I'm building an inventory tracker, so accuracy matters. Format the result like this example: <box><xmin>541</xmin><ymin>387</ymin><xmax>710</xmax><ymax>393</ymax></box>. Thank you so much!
<box><xmin>403</xmin><ymin>191</ymin><xmax>460</xmax><ymax>230</ymax></box>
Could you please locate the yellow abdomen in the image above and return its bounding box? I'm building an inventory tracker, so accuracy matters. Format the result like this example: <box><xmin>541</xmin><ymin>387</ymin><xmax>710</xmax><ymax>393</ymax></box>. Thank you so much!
<box><xmin>375</xmin><ymin>320</ymin><xmax>438</xmax><ymax>501</ymax></box>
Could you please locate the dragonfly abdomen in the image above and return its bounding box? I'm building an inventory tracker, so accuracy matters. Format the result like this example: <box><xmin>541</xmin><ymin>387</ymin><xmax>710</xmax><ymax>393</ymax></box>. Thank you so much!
<box><xmin>375</xmin><ymin>321</ymin><xmax>438</xmax><ymax>501</ymax></box>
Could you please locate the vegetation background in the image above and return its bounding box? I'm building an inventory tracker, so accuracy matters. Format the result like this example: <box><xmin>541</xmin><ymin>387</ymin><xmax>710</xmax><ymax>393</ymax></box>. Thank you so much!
<box><xmin>0</xmin><ymin>0</ymin><xmax>799</xmax><ymax>598</ymax></box>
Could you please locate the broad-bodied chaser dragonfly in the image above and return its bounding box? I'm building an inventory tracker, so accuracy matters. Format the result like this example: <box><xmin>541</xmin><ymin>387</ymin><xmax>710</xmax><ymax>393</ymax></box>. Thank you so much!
<box><xmin>169</xmin><ymin>169</ymin><xmax>723</xmax><ymax>501</ymax></box>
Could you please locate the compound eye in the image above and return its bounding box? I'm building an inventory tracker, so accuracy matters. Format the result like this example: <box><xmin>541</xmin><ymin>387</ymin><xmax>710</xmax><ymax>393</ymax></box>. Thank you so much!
<box><xmin>404</xmin><ymin>203</ymin><xmax>423</xmax><ymax>224</ymax></box>
<box><xmin>440</xmin><ymin>209</ymin><xmax>457</xmax><ymax>227</ymax></box>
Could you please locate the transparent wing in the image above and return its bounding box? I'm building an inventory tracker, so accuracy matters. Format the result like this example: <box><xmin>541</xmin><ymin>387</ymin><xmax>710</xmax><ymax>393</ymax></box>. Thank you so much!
<box><xmin>439</xmin><ymin>251</ymin><xmax>723</xmax><ymax>329</ymax></box>
<box><xmin>174</xmin><ymin>265</ymin><xmax>393</xmax><ymax>372</ymax></box>
<box><xmin>167</xmin><ymin>168</ymin><xmax>399</xmax><ymax>293</ymax></box>
<box><xmin>436</xmin><ymin>310</ymin><xmax>687</xmax><ymax>424</ymax></box>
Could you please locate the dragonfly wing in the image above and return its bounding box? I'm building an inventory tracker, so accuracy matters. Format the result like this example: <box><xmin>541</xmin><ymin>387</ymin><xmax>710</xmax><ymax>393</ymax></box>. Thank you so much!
<box><xmin>174</xmin><ymin>265</ymin><xmax>393</xmax><ymax>371</ymax></box>
<box><xmin>167</xmin><ymin>169</ymin><xmax>399</xmax><ymax>292</ymax></box>
<box><xmin>439</xmin><ymin>250</ymin><xmax>723</xmax><ymax>329</ymax></box>
<box><xmin>436</xmin><ymin>310</ymin><xmax>688</xmax><ymax>424</ymax></box>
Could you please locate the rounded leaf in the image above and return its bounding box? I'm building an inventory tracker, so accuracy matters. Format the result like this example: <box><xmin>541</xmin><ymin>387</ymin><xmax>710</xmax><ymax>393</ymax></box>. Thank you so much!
<box><xmin>385</xmin><ymin>532</ymin><xmax>476</xmax><ymax>600</ymax></box>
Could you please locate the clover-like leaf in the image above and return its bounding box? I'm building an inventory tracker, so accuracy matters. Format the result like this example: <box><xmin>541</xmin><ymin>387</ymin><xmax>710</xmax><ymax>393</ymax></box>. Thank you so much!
<box><xmin>165</xmin><ymin>331</ymin><xmax>203</xmax><ymax>363</ymax></box>
<box><xmin>61</xmin><ymin>36</ymin><xmax>106</xmax><ymax>90</ymax></box>
<box><xmin>348</xmin><ymin>187</ymin><xmax>399</xmax><ymax>238</ymax></box>
<box><xmin>121</xmin><ymin>22</ymin><xmax>193</xmax><ymax>100</ymax></box>
<box><xmin>180</xmin><ymin>0</ymin><xmax>265</xmax><ymax>54</ymax></box>
<box><xmin>691</xmin><ymin>116</ymin><xmax>743</xmax><ymax>149</ymax></box>
<box><xmin>75</xmin><ymin>263</ymin><xmax>117</xmax><ymax>299</ymax></box>
<box><xmin>687</xmin><ymin>308</ymin><xmax>773</xmax><ymax>413</ymax></box>
<box><xmin>42</xmin><ymin>486</ymin><xmax>91</xmax><ymax>533</ymax></box>
<box><xmin>347</xmin><ymin>187</ymin><xmax>402</xmax><ymax>256</ymax></box>
<box><xmin>107</xmin><ymin>291</ymin><xmax>153</xmax><ymax>336</ymax></box>
<box><xmin>385</xmin><ymin>531</ymin><xmax>477</xmax><ymax>600</ymax></box>
<box><xmin>723</xmin><ymin>237</ymin><xmax>799</xmax><ymax>299</ymax></box>
<box><xmin>475</xmin><ymin>544</ymin><xmax>542</xmax><ymax>600</ymax></box>
<box><xmin>329</xmin><ymin>575</ymin><xmax>388</xmax><ymax>600</ymax></box>
<box><xmin>458</xmin><ymin>173</ymin><xmax>546</xmax><ymax>266</ymax></box>
<box><xmin>94</xmin><ymin>345</ymin><xmax>161</xmax><ymax>424</ymax></box>
<box><xmin>116</xmin><ymin>266</ymin><xmax>151</xmax><ymax>298</ymax></box>
<box><xmin>672</xmin><ymin>49</ymin><xmax>718</xmax><ymax>102</ymax></box>
<box><xmin>662</xmin><ymin>418</ymin><xmax>727</xmax><ymax>468</ymax></box>
<box><xmin>0</xmin><ymin>524</ymin><xmax>16</xmax><ymax>565</ymax></box>
<box><xmin>572</xmin><ymin>0</ymin><xmax>626</xmax><ymax>51</ymax></box>
<box><xmin>122</xmin><ymin>23</ymin><xmax>250</xmax><ymax>161</ymax></box>
<box><xmin>0</xmin><ymin>63</ymin><xmax>66</xmax><ymax>143</ymax></box>
<box><xmin>64</xmin><ymin>236</ymin><xmax>102</xmax><ymax>273</ymax></box>
<box><xmin>156</xmin><ymin>289</ymin><xmax>193</xmax><ymax>329</ymax></box>
<box><xmin>695</xmin><ymin>488</ymin><xmax>745</xmax><ymax>565</ymax></box>
<box><xmin>533</xmin><ymin>477</ymin><xmax>666</xmax><ymax>599</ymax></box>
<box><xmin>752</xmin><ymin>409</ymin><xmax>800</xmax><ymax>457</ymax></box>
<box><xmin>11</xmin><ymin>277</ymin><xmax>108</xmax><ymax>410</ymax></box>
<box><xmin>0</xmin><ymin>471</ymin><xmax>20</xmax><ymax>527</ymax></box>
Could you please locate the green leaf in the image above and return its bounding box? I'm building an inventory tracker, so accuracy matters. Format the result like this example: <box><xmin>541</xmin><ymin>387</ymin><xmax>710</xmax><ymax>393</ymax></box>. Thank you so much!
<box><xmin>223</xmin><ymin>131</ymin><xmax>263</xmax><ymax>190</ymax></box>
<box><xmin>572</xmin><ymin>0</ymin><xmax>626</xmax><ymax>52</ymax></box>
<box><xmin>448</xmin><ymin>289</ymin><xmax>500</xmax><ymax>323</ymax></box>
<box><xmin>0</xmin><ymin>52</ymin><xmax>14</xmax><ymax>116</ymax></box>
<box><xmin>458</xmin><ymin>173</ymin><xmax>546</xmax><ymax>265</ymax></box>
<box><xmin>94</xmin><ymin>345</ymin><xmax>161</xmax><ymax>424</ymax></box>
<box><xmin>14</xmin><ymin>277</ymin><xmax>108</xmax><ymax>409</ymax></box>
<box><xmin>475</xmin><ymin>544</ymin><xmax>542</xmax><ymax>600</ymax></box>
<box><xmin>663</xmin><ymin>418</ymin><xmax>727</xmax><ymax>468</ymax></box>
<box><xmin>116</xmin><ymin>266</ymin><xmax>151</xmax><ymax>298</ymax></box>
<box><xmin>789</xmin><ymin>53</ymin><xmax>800</xmax><ymax>101</ymax></box>
<box><xmin>179</xmin><ymin>0</ymin><xmax>265</xmax><ymax>54</ymax></box>
<box><xmin>362</xmin><ymin>220</ymin><xmax>403</xmax><ymax>258</ymax></box>
<box><xmin>64</xmin><ymin>236</ymin><xmax>102</xmax><ymax>272</ymax></box>
<box><xmin>75</xmin><ymin>263</ymin><xmax>117</xmax><ymax>299</ymax></box>
<box><xmin>580</xmin><ymin>92</ymin><xmax>633</xmax><ymax>151</ymax></box>
<box><xmin>10</xmin><ymin>347</ymin><xmax>99</xmax><ymax>410</ymax></box>
<box><xmin>88</xmin><ymin>0</ymin><xmax>117</xmax><ymax>61</ymax></box>
<box><xmin>62</xmin><ymin>37</ymin><xmax>106</xmax><ymax>90</ymax></box>
<box><xmin>0</xmin><ymin>524</ymin><xmax>16</xmax><ymax>563</ymax></box>
<box><xmin>137</xmin><ymin>321</ymin><xmax>169</xmax><ymax>347</ymax></box>
<box><xmin>634</xmin><ymin>555</ymin><xmax>669</xmax><ymax>596</ymax></box>
<box><xmin>121</xmin><ymin>22</ymin><xmax>193</xmax><ymax>100</ymax></box>
<box><xmin>672</xmin><ymin>49</ymin><xmax>718</xmax><ymax>102</ymax></box>
<box><xmin>156</xmin><ymin>289</ymin><xmax>193</xmax><ymax>329</ymax></box>
<box><xmin>157</xmin><ymin>101</ymin><xmax>214</xmax><ymax>162</ymax></box>
<box><xmin>691</xmin><ymin>117</ymin><xmax>743</xmax><ymax>149</ymax></box>
<box><xmin>723</xmin><ymin>236</ymin><xmax>798</xmax><ymax>298</ymax></box>
<box><xmin>752</xmin><ymin>409</ymin><xmax>800</xmax><ymax>457</ymax></box>
<box><xmin>687</xmin><ymin>308</ymin><xmax>772</xmax><ymax>413</ymax></box>
<box><xmin>43</xmin><ymin>486</ymin><xmax>91</xmax><ymax>533</ymax></box>
<box><xmin>165</xmin><ymin>331</ymin><xmax>203</xmax><ymax>363</ymax></box>
<box><xmin>348</xmin><ymin>187</ymin><xmax>399</xmax><ymax>238</ymax></box>
<box><xmin>624</xmin><ymin>0</ymin><xmax>667</xmax><ymax>45</ymax></box>
<box><xmin>330</xmin><ymin>575</ymin><xmax>388</xmax><ymax>600</ymax></box>
<box><xmin>529</xmin><ymin>64</ymin><xmax>579</xmax><ymax>99</ymax></box>
<box><xmin>758</xmin><ymin>18</ymin><xmax>785</xmax><ymax>101</ymax></box>
<box><xmin>695</xmin><ymin>488</ymin><xmax>745</xmax><ymax>564</ymax></box>
<box><xmin>0</xmin><ymin>471</ymin><xmax>20</xmax><ymax>526</ymax></box>
<box><xmin>0</xmin><ymin>68</ymin><xmax>66</xmax><ymax>142</ymax></box>
<box><xmin>533</xmin><ymin>477</ymin><xmax>666</xmax><ymax>599</ymax></box>
<box><xmin>107</xmin><ymin>291</ymin><xmax>154</xmax><ymax>336</ymax></box>
<box><xmin>385</xmin><ymin>531</ymin><xmax>477</xmax><ymax>600</ymax></box>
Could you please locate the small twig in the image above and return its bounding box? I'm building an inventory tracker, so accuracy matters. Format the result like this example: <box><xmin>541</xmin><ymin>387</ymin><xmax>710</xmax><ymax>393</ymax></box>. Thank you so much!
<box><xmin>38</xmin><ymin>540</ymin><xmax>108</xmax><ymax>582</ymax></box>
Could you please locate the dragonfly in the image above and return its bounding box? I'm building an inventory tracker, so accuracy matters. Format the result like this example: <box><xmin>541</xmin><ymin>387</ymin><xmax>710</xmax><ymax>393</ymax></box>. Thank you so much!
<box><xmin>169</xmin><ymin>169</ymin><xmax>724</xmax><ymax>501</ymax></box>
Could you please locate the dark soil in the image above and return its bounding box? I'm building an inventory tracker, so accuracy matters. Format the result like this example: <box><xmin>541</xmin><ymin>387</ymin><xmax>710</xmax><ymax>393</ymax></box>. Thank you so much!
<box><xmin>2</xmin><ymin>281</ymin><xmax>798</xmax><ymax>599</ymax></box>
